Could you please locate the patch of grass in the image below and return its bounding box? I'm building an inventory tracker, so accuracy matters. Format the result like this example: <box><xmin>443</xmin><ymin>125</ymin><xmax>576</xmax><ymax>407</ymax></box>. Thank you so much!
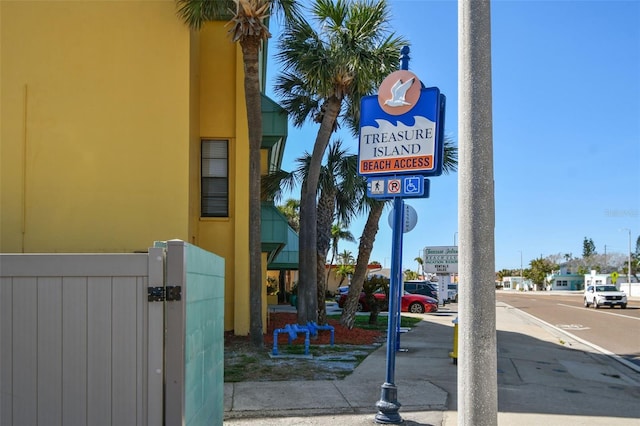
<box><xmin>224</xmin><ymin>312</ymin><xmax>422</xmax><ymax>383</ymax></box>
<box><xmin>326</xmin><ymin>314</ymin><xmax>422</xmax><ymax>330</ymax></box>
<box><xmin>279</xmin><ymin>343</ymin><xmax>379</xmax><ymax>357</ymax></box>
<box><xmin>354</xmin><ymin>353</ymin><xmax>368</xmax><ymax>363</ymax></box>
<box><xmin>225</xmin><ymin>353</ymin><xmax>268</xmax><ymax>382</ymax></box>
<box><xmin>282</xmin><ymin>345</ymin><xmax>309</xmax><ymax>355</ymax></box>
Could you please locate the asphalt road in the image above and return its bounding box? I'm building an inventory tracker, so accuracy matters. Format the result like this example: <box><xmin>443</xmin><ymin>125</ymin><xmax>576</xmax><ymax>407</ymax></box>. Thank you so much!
<box><xmin>496</xmin><ymin>291</ymin><xmax>640</xmax><ymax>370</ymax></box>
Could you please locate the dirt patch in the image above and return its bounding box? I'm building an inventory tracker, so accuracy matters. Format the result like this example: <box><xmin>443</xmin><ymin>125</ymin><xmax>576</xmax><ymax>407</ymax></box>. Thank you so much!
<box><xmin>224</xmin><ymin>312</ymin><xmax>386</xmax><ymax>382</ymax></box>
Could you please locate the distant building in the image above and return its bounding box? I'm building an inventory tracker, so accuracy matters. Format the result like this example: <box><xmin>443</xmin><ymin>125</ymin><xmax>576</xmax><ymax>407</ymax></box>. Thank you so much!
<box><xmin>546</xmin><ymin>266</ymin><xmax>584</xmax><ymax>291</ymax></box>
<box><xmin>502</xmin><ymin>276</ymin><xmax>533</xmax><ymax>291</ymax></box>
<box><xmin>583</xmin><ymin>269</ymin><xmax>638</xmax><ymax>288</ymax></box>
<box><xmin>584</xmin><ymin>271</ymin><xmax>613</xmax><ymax>287</ymax></box>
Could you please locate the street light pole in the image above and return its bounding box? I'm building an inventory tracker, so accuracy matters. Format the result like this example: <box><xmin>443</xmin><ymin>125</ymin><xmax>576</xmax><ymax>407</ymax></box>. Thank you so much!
<box><xmin>621</xmin><ymin>228</ymin><xmax>633</xmax><ymax>296</ymax></box>
<box><xmin>625</xmin><ymin>228</ymin><xmax>632</xmax><ymax>297</ymax></box>
<box><xmin>517</xmin><ymin>250</ymin><xmax>524</xmax><ymax>290</ymax></box>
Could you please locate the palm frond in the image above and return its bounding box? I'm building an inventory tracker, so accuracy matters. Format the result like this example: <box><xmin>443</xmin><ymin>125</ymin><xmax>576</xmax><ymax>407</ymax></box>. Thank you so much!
<box><xmin>442</xmin><ymin>136</ymin><xmax>458</xmax><ymax>174</ymax></box>
<box><xmin>176</xmin><ymin>0</ymin><xmax>234</xmax><ymax>29</ymax></box>
<box><xmin>261</xmin><ymin>169</ymin><xmax>298</xmax><ymax>202</ymax></box>
<box><xmin>274</xmin><ymin>0</ymin><xmax>406</xmax><ymax>126</ymax></box>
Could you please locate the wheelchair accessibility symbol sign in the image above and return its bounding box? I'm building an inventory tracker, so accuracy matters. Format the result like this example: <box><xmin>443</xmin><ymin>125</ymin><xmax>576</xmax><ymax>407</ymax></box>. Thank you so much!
<box><xmin>367</xmin><ymin>176</ymin><xmax>429</xmax><ymax>199</ymax></box>
<box><xmin>404</xmin><ymin>176</ymin><xmax>421</xmax><ymax>194</ymax></box>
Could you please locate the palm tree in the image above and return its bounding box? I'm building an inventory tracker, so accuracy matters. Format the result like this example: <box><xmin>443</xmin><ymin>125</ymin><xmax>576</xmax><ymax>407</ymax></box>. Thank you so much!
<box><xmin>277</xmin><ymin>198</ymin><xmax>300</xmax><ymax>232</ymax></box>
<box><xmin>263</xmin><ymin>139</ymin><xmax>362</xmax><ymax>324</ymax></box>
<box><xmin>404</xmin><ymin>269</ymin><xmax>419</xmax><ymax>280</ymax></box>
<box><xmin>339</xmin><ymin>197</ymin><xmax>386</xmax><ymax>326</ymax></box>
<box><xmin>337</xmin><ymin>249</ymin><xmax>355</xmax><ymax>266</ymax></box>
<box><xmin>176</xmin><ymin>0</ymin><xmax>300</xmax><ymax>347</ymax></box>
<box><xmin>275</xmin><ymin>0</ymin><xmax>407</xmax><ymax>325</ymax></box>
<box><xmin>335</xmin><ymin>249</ymin><xmax>356</xmax><ymax>286</ymax></box>
<box><xmin>335</xmin><ymin>263</ymin><xmax>355</xmax><ymax>287</ymax></box>
<box><xmin>414</xmin><ymin>256</ymin><xmax>424</xmax><ymax>278</ymax></box>
<box><xmin>316</xmin><ymin>141</ymin><xmax>360</xmax><ymax>324</ymax></box>
<box><xmin>495</xmin><ymin>269</ymin><xmax>512</xmax><ymax>282</ymax></box>
<box><xmin>327</xmin><ymin>222</ymin><xmax>356</xmax><ymax>287</ymax></box>
<box><xmin>340</xmin><ymin>137</ymin><xmax>458</xmax><ymax>328</ymax></box>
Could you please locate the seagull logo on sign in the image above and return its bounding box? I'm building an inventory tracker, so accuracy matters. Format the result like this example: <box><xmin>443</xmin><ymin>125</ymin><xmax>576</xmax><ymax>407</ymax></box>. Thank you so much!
<box><xmin>385</xmin><ymin>78</ymin><xmax>414</xmax><ymax>107</ymax></box>
<box><xmin>378</xmin><ymin>70</ymin><xmax>421</xmax><ymax>116</ymax></box>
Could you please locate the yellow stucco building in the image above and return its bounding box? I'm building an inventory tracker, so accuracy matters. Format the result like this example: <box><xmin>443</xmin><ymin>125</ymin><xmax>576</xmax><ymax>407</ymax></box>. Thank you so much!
<box><xmin>1</xmin><ymin>0</ymin><xmax>294</xmax><ymax>335</ymax></box>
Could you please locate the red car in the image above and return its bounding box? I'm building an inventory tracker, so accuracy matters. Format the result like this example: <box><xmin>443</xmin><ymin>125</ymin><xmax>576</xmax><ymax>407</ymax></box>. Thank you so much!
<box><xmin>337</xmin><ymin>290</ymin><xmax>438</xmax><ymax>314</ymax></box>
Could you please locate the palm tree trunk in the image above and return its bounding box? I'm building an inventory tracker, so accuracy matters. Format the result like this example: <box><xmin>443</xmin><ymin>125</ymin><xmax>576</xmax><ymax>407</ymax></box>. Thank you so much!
<box><xmin>297</xmin><ymin>96</ymin><xmax>341</xmax><ymax>325</ymax></box>
<box><xmin>316</xmin><ymin>188</ymin><xmax>335</xmax><ymax>325</ymax></box>
<box><xmin>241</xmin><ymin>38</ymin><xmax>264</xmax><ymax>347</ymax></box>
<box><xmin>340</xmin><ymin>202</ymin><xmax>384</xmax><ymax>329</ymax></box>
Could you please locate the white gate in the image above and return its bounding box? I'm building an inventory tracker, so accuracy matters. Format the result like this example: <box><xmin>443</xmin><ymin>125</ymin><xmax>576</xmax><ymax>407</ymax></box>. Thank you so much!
<box><xmin>0</xmin><ymin>241</ymin><xmax>224</xmax><ymax>426</ymax></box>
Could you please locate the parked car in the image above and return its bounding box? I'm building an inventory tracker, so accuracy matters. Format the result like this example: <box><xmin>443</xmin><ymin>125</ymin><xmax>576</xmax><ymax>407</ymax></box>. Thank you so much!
<box><xmin>584</xmin><ymin>285</ymin><xmax>627</xmax><ymax>309</ymax></box>
<box><xmin>336</xmin><ymin>288</ymin><xmax>386</xmax><ymax>311</ymax></box>
<box><xmin>400</xmin><ymin>293</ymin><xmax>439</xmax><ymax>313</ymax></box>
<box><xmin>448</xmin><ymin>284</ymin><xmax>458</xmax><ymax>303</ymax></box>
<box><xmin>337</xmin><ymin>290</ymin><xmax>438</xmax><ymax>314</ymax></box>
<box><xmin>403</xmin><ymin>280</ymin><xmax>442</xmax><ymax>303</ymax></box>
<box><xmin>334</xmin><ymin>285</ymin><xmax>350</xmax><ymax>302</ymax></box>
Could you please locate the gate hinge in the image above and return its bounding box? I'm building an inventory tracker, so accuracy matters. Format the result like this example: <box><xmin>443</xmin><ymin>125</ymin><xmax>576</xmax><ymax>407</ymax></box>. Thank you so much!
<box><xmin>148</xmin><ymin>286</ymin><xmax>182</xmax><ymax>302</ymax></box>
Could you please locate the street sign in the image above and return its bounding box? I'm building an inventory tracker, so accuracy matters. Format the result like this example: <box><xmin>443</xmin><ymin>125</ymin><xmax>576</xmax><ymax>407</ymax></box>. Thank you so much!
<box><xmin>358</xmin><ymin>70</ymin><xmax>444</xmax><ymax>177</ymax></box>
<box><xmin>368</xmin><ymin>50</ymin><xmax>448</xmax><ymax>425</ymax></box>
<box><xmin>387</xmin><ymin>204</ymin><xmax>418</xmax><ymax>233</ymax></box>
<box><xmin>423</xmin><ymin>246</ymin><xmax>458</xmax><ymax>273</ymax></box>
<box><xmin>367</xmin><ymin>176</ymin><xmax>430</xmax><ymax>199</ymax></box>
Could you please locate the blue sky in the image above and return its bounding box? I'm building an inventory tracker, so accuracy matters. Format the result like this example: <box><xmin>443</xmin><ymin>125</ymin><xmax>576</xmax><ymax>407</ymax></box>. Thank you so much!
<box><xmin>265</xmin><ymin>0</ymin><xmax>640</xmax><ymax>272</ymax></box>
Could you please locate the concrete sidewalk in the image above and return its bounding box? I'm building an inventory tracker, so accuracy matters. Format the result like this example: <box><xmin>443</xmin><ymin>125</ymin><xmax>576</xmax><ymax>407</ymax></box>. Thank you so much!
<box><xmin>224</xmin><ymin>301</ymin><xmax>640</xmax><ymax>425</ymax></box>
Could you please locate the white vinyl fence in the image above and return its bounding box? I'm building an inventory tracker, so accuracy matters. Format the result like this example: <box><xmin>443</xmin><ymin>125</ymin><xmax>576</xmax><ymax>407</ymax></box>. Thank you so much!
<box><xmin>0</xmin><ymin>240</ymin><xmax>224</xmax><ymax>426</ymax></box>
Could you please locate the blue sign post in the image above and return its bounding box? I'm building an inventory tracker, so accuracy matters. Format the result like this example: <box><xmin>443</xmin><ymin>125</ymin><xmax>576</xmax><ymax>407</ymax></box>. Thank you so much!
<box><xmin>375</xmin><ymin>195</ymin><xmax>404</xmax><ymax>425</ymax></box>
<box><xmin>363</xmin><ymin>47</ymin><xmax>444</xmax><ymax>425</ymax></box>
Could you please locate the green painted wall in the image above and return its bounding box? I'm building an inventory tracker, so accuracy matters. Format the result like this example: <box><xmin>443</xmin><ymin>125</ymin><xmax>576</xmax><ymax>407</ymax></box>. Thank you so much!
<box><xmin>184</xmin><ymin>243</ymin><xmax>225</xmax><ymax>426</ymax></box>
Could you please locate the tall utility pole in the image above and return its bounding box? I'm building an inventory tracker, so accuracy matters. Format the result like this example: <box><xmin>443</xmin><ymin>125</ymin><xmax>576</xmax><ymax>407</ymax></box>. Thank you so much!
<box><xmin>520</xmin><ymin>250</ymin><xmax>523</xmax><ymax>289</ymax></box>
<box><xmin>624</xmin><ymin>228</ymin><xmax>632</xmax><ymax>296</ymax></box>
<box><xmin>458</xmin><ymin>1</ymin><xmax>497</xmax><ymax>425</ymax></box>
<box><xmin>630</xmin><ymin>231</ymin><xmax>633</xmax><ymax>296</ymax></box>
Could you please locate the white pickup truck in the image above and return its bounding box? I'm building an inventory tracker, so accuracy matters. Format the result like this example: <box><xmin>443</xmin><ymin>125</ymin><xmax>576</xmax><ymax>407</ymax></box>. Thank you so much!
<box><xmin>583</xmin><ymin>284</ymin><xmax>627</xmax><ymax>309</ymax></box>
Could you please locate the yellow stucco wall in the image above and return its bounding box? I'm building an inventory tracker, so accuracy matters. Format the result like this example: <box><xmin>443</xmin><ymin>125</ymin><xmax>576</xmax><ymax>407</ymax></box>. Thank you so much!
<box><xmin>195</xmin><ymin>22</ymin><xmax>253</xmax><ymax>335</ymax></box>
<box><xmin>1</xmin><ymin>0</ymin><xmax>191</xmax><ymax>252</ymax></box>
<box><xmin>1</xmin><ymin>1</ymin><xmax>268</xmax><ymax>336</ymax></box>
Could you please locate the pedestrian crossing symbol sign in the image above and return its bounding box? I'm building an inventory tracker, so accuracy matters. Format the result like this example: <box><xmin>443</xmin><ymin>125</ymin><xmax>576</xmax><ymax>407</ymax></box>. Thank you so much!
<box><xmin>370</xmin><ymin>179</ymin><xmax>385</xmax><ymax>195</ymax></box>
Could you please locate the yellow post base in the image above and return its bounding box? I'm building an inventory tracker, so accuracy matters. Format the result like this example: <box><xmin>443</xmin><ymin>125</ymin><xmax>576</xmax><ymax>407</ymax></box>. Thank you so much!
<box><xmin>449</xmin><ymin>319</ymin><xmax>458</xmax><ymax>365</ymax></box>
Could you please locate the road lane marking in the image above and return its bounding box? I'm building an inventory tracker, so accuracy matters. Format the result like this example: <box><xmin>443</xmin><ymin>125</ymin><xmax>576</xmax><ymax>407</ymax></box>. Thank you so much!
<box><xmin>556</xmin><ymin>324</ymin><xmax>590</xmax><ymax>331</ymax></box>
<box><xmin>557</xmin><ymin>303</ymin><xmax>640</xmax><ymax>321</ymax></box>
